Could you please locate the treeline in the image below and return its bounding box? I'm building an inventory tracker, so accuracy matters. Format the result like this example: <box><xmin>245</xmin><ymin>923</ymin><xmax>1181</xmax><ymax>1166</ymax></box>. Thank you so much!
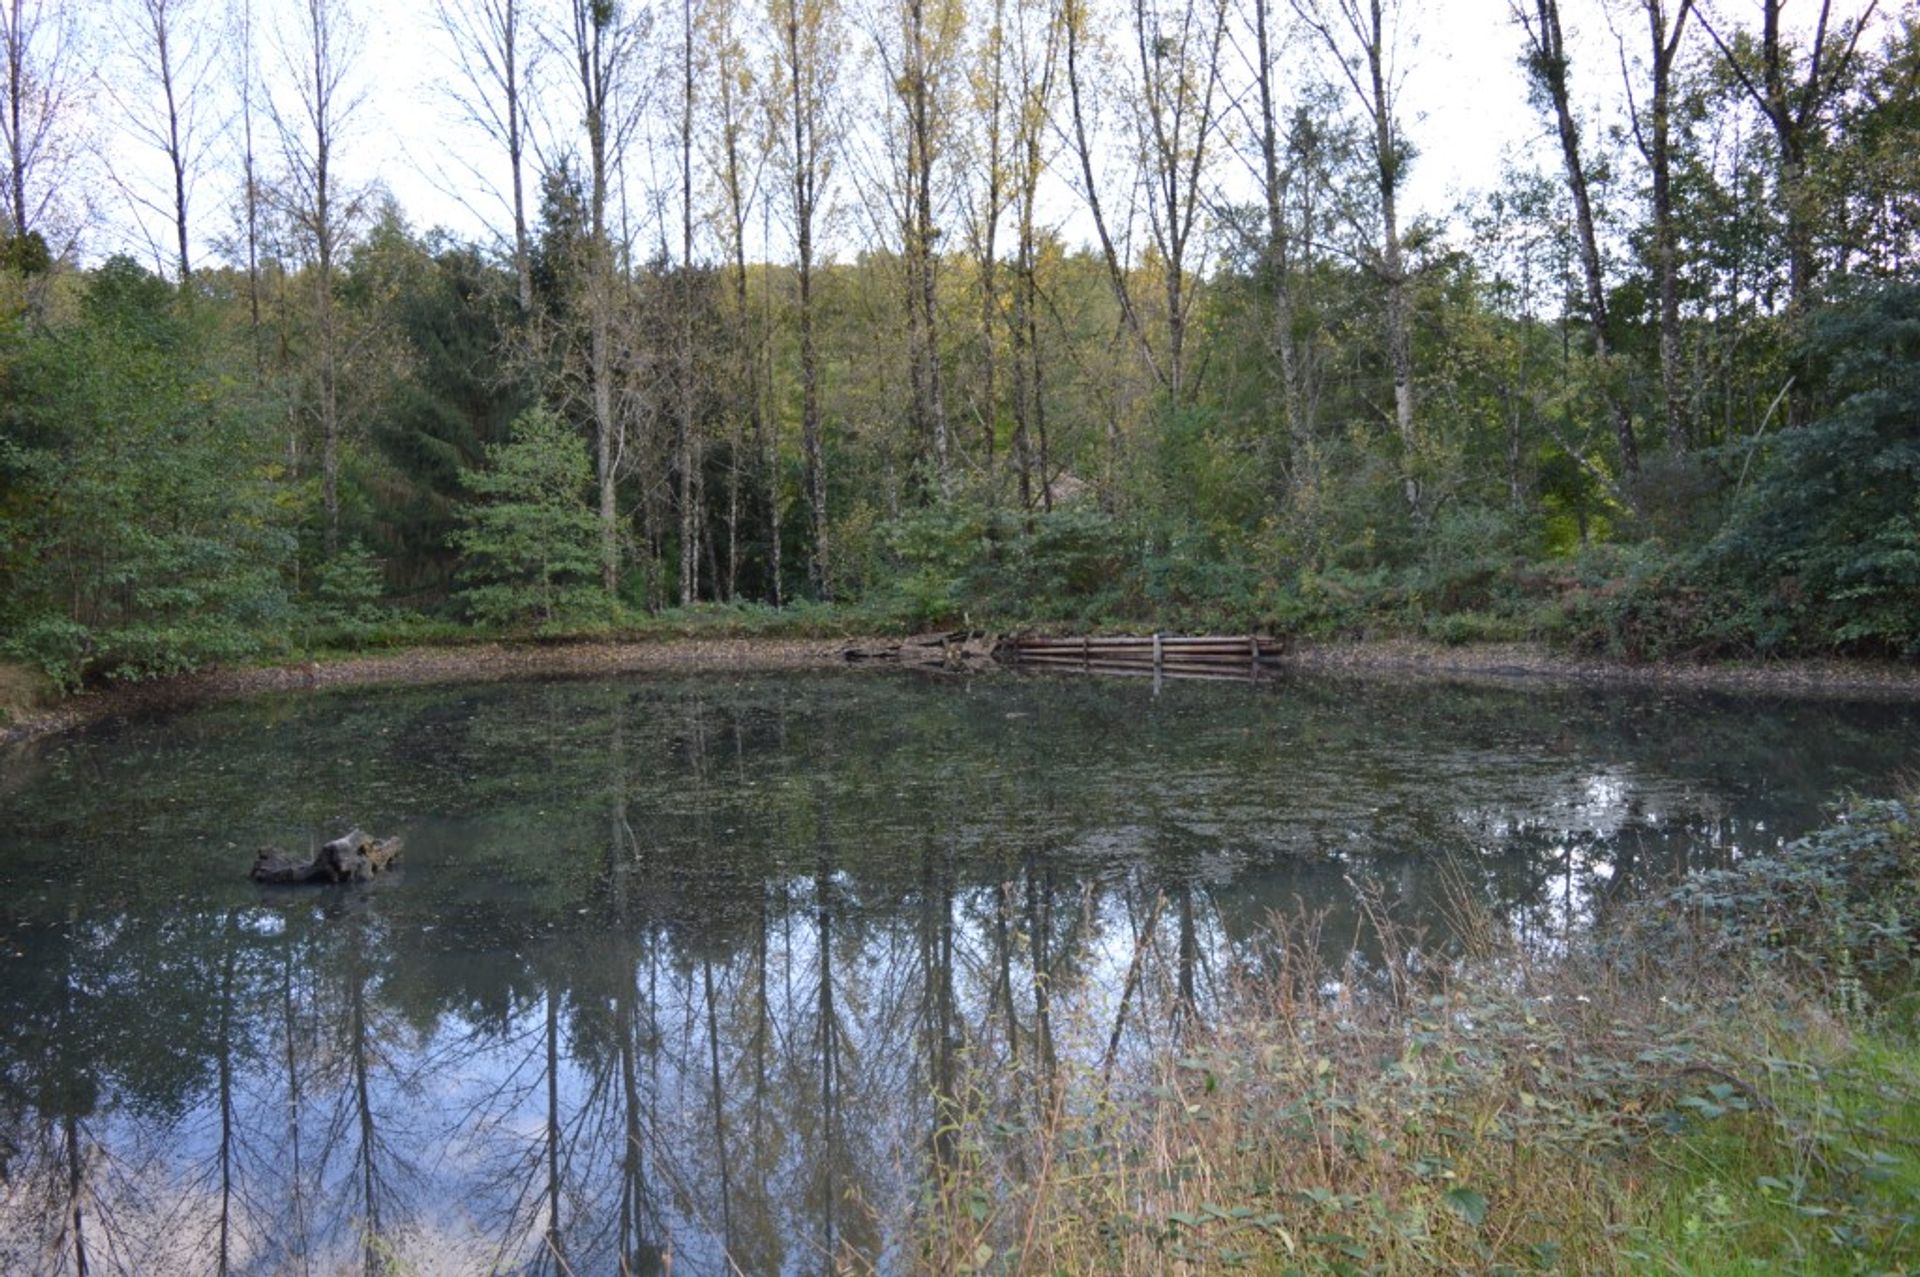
<box><xmin>0</xmin><ymin>0</ymin><xmax>1916</xmax><ymax>685</ymax></box>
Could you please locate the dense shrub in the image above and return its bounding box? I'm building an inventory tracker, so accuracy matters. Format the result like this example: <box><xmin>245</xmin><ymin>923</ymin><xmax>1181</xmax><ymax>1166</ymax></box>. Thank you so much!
<box><xmin>1708</xmin><ymin>281</ymin><xmax>1920</xmax><ymax>655</ymax></box>
<box><xmin>0</xmin><ymin>258</ymin><xmax>294</xmax><ymax>686</ymax></box>
<box><xmin>870</xmin><ymin>505</ymin><xmax>1140</xmax><ymax>626</ymax></box>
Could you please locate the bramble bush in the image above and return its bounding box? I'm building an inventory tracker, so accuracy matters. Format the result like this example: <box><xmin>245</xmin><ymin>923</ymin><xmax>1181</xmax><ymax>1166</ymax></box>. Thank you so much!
<box><xmin>1650</xmin><ymin>796</ymin><xmax>1920</xmax><ymax>1006</ymax></box>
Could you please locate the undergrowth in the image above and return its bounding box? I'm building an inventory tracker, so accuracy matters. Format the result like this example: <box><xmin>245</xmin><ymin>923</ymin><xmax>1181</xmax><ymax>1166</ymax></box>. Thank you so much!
<box><xmin>0</xmin><ymin>659</ymin><xmax>49</xmax><ymax>726</ymax></box>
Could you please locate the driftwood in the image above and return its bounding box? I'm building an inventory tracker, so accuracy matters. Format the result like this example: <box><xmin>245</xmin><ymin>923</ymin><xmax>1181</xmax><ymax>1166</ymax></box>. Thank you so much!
<box><xmin>251</xmin><ymin>829</ymin><xmax>403</xmax><ymax>884</ymax></box>
<box><xmin>840</xmin><ymin>630</ymin><xmax>997</xmax><ymax>672</ymax></box>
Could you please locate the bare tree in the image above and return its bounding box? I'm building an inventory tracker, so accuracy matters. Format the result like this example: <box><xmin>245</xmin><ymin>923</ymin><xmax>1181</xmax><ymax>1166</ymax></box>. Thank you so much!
<box><xmin>1699</xmin><ymin>0</ymin><xmax>1879</xmax><ymax>321</ymax></box>
<box><xmin>699</xmin><ymin>0</ymin><xmax>774</xmax><ymax>602</ymax></box>
<box><xmin>1290</xmin><ymin>0</ymin><xmax>1422</xmax><ymax>520</ymax></box>
<box><xmin>1127</xmin><ymin>0</ymin><xmax>1230</xmax><ymax>400</ymax></box>
<box><xmin>868</xmin><ymin>0</ymin><xmax>964</xmax><ymax>490</ymax></box>
<box><xmin>963</xmin><ymin>0</ymin><xmax>1011</xmax><ymax>475</ymax></box>
<box><xmin>104</xmin><ymin>0</ymin><xmax>214</xmax><ymax>283</ymax></box>
<box><xmin>563</xmin><ymin>0</ymin><xmax>649</xmax><ymax>594</ymax></box>
<box><xmin>770</xmin><ymin>0</ymin><xmax>842</xmax><ymax>595</ymax></box>
<box><xmin>1240</xmin><ymin>0</ymin><xmax>1338</xmax><ymax>503</ymax></box>
<box><xmin>1064</xmin><ymin>0</ymin><xmax>1159</xmax><ymax>387</ymax></box>
<box><xmin>0</xmin><ymin>0</ymin><xmax>83</xmax><ymax>257</ymax></box>
<box><xmin>270</xmin><ymin>0</ymin><xmax>367</xmax><ymax>555</ymax></box>
<box><xmin>1514</xmin><ymin>0</ymin><xmax>1641</xmax><ymax>479</ymax></box>
<box><xmin>1613</xmin><ymin>0</ymin><xmax>1694</xmax><ymax>452</ymax></box>
<box><xmin>677</xmin><ymin>0</ymin><xmax>702</xmax><ymax>605</ymax></box>
<box><xmin>1064</xmin><ymin>0</ymin><xmax>1230</xmax><ymax>405</ymax></box>
<box><xmin>229</xmin><ymin>0</ymin><xmax>266</xmax><ymax>371</ymax></box>
<box><xmin>433</xmin><ymin>0</ymin><xmax>537</xmax><ymax>311</ymax></box>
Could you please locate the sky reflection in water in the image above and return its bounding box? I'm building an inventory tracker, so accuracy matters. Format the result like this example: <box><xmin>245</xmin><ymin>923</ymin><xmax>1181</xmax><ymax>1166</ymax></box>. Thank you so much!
<box><xmin>1</xmin><ymin>670</ymin><xmax>1915</xmax><ymax>1274</ymax></box>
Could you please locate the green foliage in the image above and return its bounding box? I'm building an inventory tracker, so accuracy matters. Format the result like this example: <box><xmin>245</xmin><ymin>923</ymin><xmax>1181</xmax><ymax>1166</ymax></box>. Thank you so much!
<box><xmin>1546</xmin><ymin>283</ymin><xmax>1920</xmax><ymax>661</ymax></box>
<box><xmin>0</xmin><ymin>230</ymin><xmax>51</xmax><ymax>276</ymax></box>
<box><xmin>0</xmin><ymin>257</ymin><xmax>293</xmax><ymax>686</ymax></box>
<box><xmin>868</xmin><ymin>504</ymin><xmax>1139</xmax><ymax>626</ymax></box>
<box><xmin>1655</xmin><ymin>797</ymin><xmax>1919</xmax><ymax>1003</ymax></box>
<box><xmin>1424</xmin><ymin>610</ymin><xmax>1529</xmax><ymax>645</ymax></box>
<box><xmin>1410</xmin><ymin>504</ymin><xmax>1530</xmax><ymax>615</ymax></box>
<box><xmin>355</xmin><ymin>230</ymin><xmax>531</xmax><ymax>597</ymax></box>
<box><xmin>1711</xmin><ymin>281</ymin><xmax>1920</xmax><ymax>655</ymax></box>
<box><xmin>301</xmin><ymin>541</ymin><xmax>404</xmax><ymax>648</ymax></box>
<box><xmin>451</xmin><ymin>406</ymin><xmax>607</xmax><ymax>629</ymax></box>
<box><xmin>4</xmin><ymin>615</ymin><xmax>94</xmax><ymax>690</ymax></box>
<box><xmin>7</xmin><ymin>55</ymin><xmax>1920</xmax><ymax>679</ymax></box>
<box><xmin>1555</xmin><ymin>545</ymin><xmax>1742</xmax><ymax>659</ymax></box>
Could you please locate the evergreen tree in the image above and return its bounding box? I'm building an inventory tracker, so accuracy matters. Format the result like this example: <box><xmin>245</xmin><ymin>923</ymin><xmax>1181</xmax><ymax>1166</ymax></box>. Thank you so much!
<box><xmin>451</xmin><ymin>405</ymin><xmax>604</xmax><ymax>627</ymax></box>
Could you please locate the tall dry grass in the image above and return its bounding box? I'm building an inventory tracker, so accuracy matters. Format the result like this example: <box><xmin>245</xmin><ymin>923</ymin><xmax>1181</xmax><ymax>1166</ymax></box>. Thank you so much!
<box><xmin>902</xmin><ymin>875</ymin><xmax>1918</xmax><ymax>1276</ymax></box>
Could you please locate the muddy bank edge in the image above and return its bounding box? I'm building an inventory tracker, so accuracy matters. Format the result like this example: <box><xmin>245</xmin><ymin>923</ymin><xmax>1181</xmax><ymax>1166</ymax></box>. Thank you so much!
<box><xmin>5</xmin><ymin>635</ymin><xmax>1920</xmax><ymax>749</ymax></box>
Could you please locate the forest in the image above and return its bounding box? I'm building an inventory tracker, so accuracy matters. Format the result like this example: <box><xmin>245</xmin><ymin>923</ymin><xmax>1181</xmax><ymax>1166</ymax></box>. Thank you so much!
<box><xmin>0</xmin><ymin>0</ymin><xmax>1915</xmax><ymax>688</ymax></box>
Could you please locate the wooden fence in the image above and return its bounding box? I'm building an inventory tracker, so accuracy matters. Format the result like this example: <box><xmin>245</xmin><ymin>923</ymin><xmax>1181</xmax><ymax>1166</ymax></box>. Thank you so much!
<box><xmin>1001</xmin><ymin>634</ymin><xmax>1285</xmax><ymax>683</ymax></box>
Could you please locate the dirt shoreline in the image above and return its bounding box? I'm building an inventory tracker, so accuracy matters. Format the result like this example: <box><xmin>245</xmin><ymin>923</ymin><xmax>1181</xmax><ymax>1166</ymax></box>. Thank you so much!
<box><xmin>4</xmin><ymin>635</ymin><xmax>1918</xmax><ymax>749</ymax></box>
<box><xmin>1279</xmin><ymin>639</ymin><xmax>1920</xmax><ymax>697</ymax></box>
<box><xmin>0</xmin><ymin>638</ymin><xmax>863</xmax><ymax>748</ymax></box>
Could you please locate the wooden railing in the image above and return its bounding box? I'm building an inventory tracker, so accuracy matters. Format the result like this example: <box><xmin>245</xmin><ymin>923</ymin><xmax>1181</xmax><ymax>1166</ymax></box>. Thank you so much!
<box><xmin>1001</xmin><ymin>634</ymin><xmax>1285</xmax><ymax>683</ymax></box>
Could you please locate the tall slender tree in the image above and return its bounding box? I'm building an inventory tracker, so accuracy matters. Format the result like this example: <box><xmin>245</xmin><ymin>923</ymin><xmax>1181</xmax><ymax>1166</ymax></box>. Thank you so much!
<box><xmin>1241</xmin><ymin>0</ymin><xmax>1339</xmax><ymax>503</ymax></box>
<box><xmin>873</xmin><ymin>0</ymin><xmax>964</xmax><ymax>489</ymax></box>
<box><xmin>770</xmin><ymin>0</ymin><xmax>841</xmax><ymax>595</ymax></box>
<box><xmin>271</xmin><ymin>0</ymin><xmax>366</xmax><ymax>555</ymax></box>
<box><xmin>1617</xmin><ymin>0</ymin><xmax>1694</xmax><ymax>452</ymax></box>
<box><xmin>677</xmin><ymin>0</ymin><xmax>701</xmax><ymax>604</ymax></box>
<box><xmin>1698</xmin><ymin>0</ymin><xmax>1880</xmax><ymax>426</ymax></box>
<box><xmin>1514</xmin><ymin>0</ymin><xmax>1641</xmax><ymax>479</ymax></box>
<box><xmin>1008</xmin><ymin>0</ymin><xmax>1059</xmax><ymax>510</ymax></box>
<box><xmin>564</xmin><ymin>0</ymin><xmax>648</xmax><ymax>594</ymax></box>
<box><xmin>1125</xmin><ymin>0</ymin><xmax>1230</xmax><ymax>401</ymax></box>
<box><xmin>109</xmin><ymin>0</ymin><xmax>212</xmax><ymax>283</ymax></box>
<box><xmin>963</xmin><ymin>0</ymin><xmax>1010</xmax><ymax>474</ymax></box>
<box><xmin>433</xmin><ymin>0</ymin><xmax>536</xmax><ymax>312</ymax></box>
<box><xmin>1064</xmin><ymin>0</ymin><xmax>1160</xmax><ymax>387</ymax></box>
<box><xmin>700</xmin><ymin>0</ymin><xmax>772</xmax><ymax>601</ymax></box>
<box><xmin>0</xmin><ymin>0</ymin><xmax>83</xmax><ymax>258</ymax></box>
<box><xmin>1291</xmin><ymin>0</ymin><xmax>1422</xmax><ymax>520</ymax></box>
<box><xmin>1699</xmin><ymin>0</ymin><xmax>1880</xmax><ymax>322</ymax></box>
<box><xmin>229</xmin><ymin>0</ymin><xmax>265</xmax><ymax>372</ymax></box>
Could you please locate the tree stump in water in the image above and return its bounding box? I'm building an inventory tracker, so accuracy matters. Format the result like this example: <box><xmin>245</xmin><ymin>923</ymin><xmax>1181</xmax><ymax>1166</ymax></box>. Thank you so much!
<box><xmin>251</xmin><ymin>829</ymin><xmax>403</xmax><ymax>884</ymax></box>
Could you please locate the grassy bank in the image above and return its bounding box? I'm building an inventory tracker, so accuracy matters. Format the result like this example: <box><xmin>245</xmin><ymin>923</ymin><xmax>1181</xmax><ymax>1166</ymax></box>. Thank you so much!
<box><xmin>916</xmin><ymin>797</ymin><xmax>1920</xmax><ymax>1275</ymax></box>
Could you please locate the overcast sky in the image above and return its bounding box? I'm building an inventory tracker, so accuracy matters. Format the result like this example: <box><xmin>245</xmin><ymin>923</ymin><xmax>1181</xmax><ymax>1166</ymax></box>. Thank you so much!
<box><xmin>362</xmin><ymin>0</ymin><xmax>1546</xmax><ymax>247</ymax></box>
<box><xmin>84</xmin><ymin>0</ymin><xmax>1877</xmax><ymax>273</ymax></box>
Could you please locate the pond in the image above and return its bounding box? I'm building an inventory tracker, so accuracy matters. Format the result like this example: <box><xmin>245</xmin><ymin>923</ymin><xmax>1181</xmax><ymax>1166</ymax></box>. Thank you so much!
<box><xmin>1</xmin><ymin>670</ymin><xmax>1916</xmax><ymax>1275</ymax></box>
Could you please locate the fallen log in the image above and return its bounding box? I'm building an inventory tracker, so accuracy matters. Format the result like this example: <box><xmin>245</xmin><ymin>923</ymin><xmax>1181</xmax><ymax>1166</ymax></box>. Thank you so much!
<box><xmin>251</xmin><ymin>829</ymin><xmax>403</xmax><ymax>884</ymax></box>
<box><xmin>840</xmin><ymin>631</ymin><xmax>997</xmax><ymax>671</ymax></box>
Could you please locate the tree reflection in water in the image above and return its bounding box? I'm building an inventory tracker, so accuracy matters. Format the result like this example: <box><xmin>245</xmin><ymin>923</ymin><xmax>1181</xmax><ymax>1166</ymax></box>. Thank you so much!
<box><xmin>1</xmin><ymin>672</ymin><xmax>1915</xmax><ymax>1273</ymax></box>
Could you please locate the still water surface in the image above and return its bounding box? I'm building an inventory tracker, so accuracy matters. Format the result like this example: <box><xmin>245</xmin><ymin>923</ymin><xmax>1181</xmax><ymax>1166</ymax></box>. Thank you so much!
<box><xmin>0</xmin><ymin>670</ymin><xmax>1915</xmax><ymax>1274</ymax></box>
